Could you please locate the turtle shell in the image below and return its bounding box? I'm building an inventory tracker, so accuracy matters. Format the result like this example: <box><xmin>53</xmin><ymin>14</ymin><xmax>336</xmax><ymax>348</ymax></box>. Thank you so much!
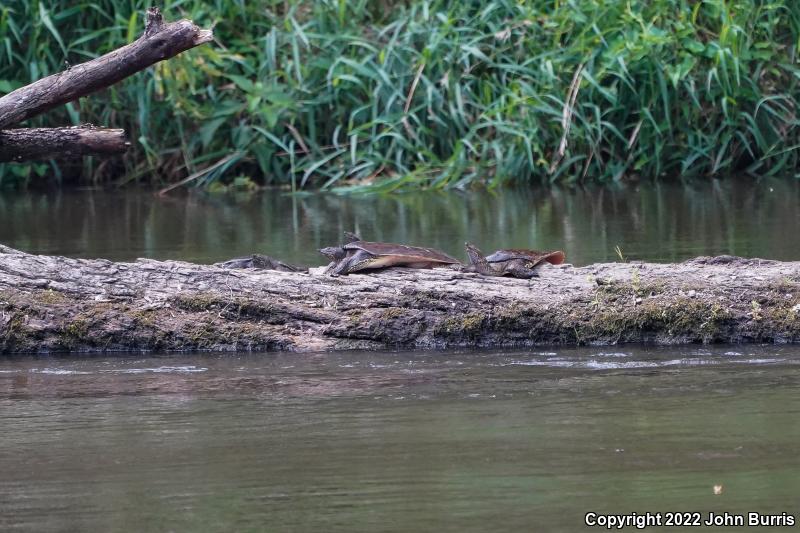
<box><xmin>485</xmin><ymin>249</ymin><xmax>566</xmax><ymax>265</ymax></box>
<box><xmin>344</xmin><ymin>240</ymin><xmax>460</xmax><ymax>264</ymax></box>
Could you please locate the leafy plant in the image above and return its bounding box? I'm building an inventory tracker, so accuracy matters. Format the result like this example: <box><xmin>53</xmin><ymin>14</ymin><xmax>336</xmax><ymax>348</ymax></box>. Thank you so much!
<box><xmin>1</xmin><ymin>0</ymin><xmax>798</xmax><ymax>190</ymax></box>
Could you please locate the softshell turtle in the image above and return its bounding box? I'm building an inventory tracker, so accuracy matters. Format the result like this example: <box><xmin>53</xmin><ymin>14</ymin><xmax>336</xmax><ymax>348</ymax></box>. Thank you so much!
<box><xmin>320</xmin><ymin>232</ymin><xmax>460</xmax><ymax>275</ymax></box>
<box><xmin>217</xmin><ymin>254</ymin><xmax>302</xmax><ymax>272</ymax></box>
<box><xmin>465</xmin><ymin>243</ymin><xmax>565</xmax><ymax>279</ymax></box>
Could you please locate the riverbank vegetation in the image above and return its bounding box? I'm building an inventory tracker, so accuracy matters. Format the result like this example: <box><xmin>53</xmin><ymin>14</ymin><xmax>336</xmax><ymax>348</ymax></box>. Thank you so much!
<box><xmin>1</xmin><ymin>1</ymin><xmax>798</xmax><ymax>190</ymax></box>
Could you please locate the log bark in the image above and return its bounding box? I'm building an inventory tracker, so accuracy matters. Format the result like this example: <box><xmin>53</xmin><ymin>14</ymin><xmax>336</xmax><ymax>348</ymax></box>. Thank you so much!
<box><xmin>0</xmin><ymin>8</ymin><xmax>213</xmax><ymax>129</ymax></box>
<box><xmin>0</xmin><ymin>244</ymin><xmax>798</xmax><ymax>354</ymax></box>
<box><xmin>0</xmin><ymin>127</ymin><xmax>128</xmax><ymax>162</ymax></box>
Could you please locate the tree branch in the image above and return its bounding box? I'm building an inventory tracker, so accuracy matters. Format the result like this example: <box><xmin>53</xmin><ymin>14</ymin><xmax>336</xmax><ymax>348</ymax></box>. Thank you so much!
<box><xmin>0</xmin><ymin>7</ymin><xmax>213</xmax><ymax>129</ymax></box>
<box><xmin>0</xmin><ymin>127</ymin><xmax>128</xmax><ymax>162</ymax></box>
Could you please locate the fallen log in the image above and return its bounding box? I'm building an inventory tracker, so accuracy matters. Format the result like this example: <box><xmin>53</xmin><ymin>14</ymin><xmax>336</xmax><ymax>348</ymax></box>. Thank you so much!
<box><xmin>0</xmin><ymin>127</ymin><xmax>128</xmax><ymax>162</ymax></box>
<box><xmin>0</xmin><ymin>244</ymin><xmax>798</xmax><ymax>353</ymax></box>
<box><xmin>0</xmin><ymin>8</ymin><xmax>213</xmax><ymax>130</ymax></box>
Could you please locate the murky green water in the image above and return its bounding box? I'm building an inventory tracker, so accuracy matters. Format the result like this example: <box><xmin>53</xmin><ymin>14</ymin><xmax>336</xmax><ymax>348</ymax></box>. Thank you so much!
<box><xmin>1</xmin><ymin>348</ymin><xmax>800</xmax><ymax>532</ymax></box>
<box><xmin>1</xmin><ymin>178</ymin><xmax>799</xmax><ymax>266</ymax></box>
<box><xmin>2</xmin><ymin>182</ymin><xmax>800</xmax><ymax>530</ymax></box>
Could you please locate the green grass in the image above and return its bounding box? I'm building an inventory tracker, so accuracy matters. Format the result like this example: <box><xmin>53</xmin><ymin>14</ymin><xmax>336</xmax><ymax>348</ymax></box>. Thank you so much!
<box><xmin>1</xmin><ymin>0</ymin><xmax>799</xmax><ymax>190</ymax></box>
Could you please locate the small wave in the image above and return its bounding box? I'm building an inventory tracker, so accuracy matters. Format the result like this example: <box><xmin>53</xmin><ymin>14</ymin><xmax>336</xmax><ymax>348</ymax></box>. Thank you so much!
<box><xmin>507</xmin><ymin>360</ymin><xmax>574</xmax><ymax>367</ymax></box>
<box><xmin>32</xmin><ymin>369</ymin><xmax>92</xmax><ymax>375</ymax></box>
<box><xmin>661</xmin><ymin>359</ymin><xmax>720</xmax><ymax>366</ymax></box>
<box><xmin>101</xmin><ymin>366</ymin><xmax>208</xmax><ymax>374</ymax></box>
<box><xmin>660</xmin><ymin>357</ymin><xmax>785</xmax><ymax>367</ymax></box>
<box><xmin>26</xmin><ymin>365</ymin><xmax>208</xmax><ymax>375</ymax></box>
<box><xmin>508</xmin><ymin>359</ymin><xmax>666</xmax><ymax>370</ymax></box>
<box><xmin>732</xmin><ymin>358</ymin><xmax>784</xmax><ymax>364</ymax></box>
<box><xmin>585</xmin><ymin>360</ymin><xmax>659</xmax><ymax>370</ymax></box>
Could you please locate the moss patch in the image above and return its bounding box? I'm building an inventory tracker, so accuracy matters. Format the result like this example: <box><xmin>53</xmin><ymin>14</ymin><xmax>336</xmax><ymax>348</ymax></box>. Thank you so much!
<box><xmin>1</xmin><ymin>311</ymin><xmax>29</xmax><ymax>348</ymax></box>
<box><xmin>129</xmin><ymin>309</ymin><xmax>157</xmax><ymax>327</ymax></box>
<box><xmin>34</xmin><ymin>289</ymin><xmax>69</xmax><ymax>304</ymax></box>
<box><xmin>435</xmin><ymin>312</ymin><xmax>486</xmax><ymax>341</ymax></box>
<box><xmin>60</xmin><ymin>317</ymin><xmax>90</xmax><ymax>348</ymax></box>
<box><xmin>581</xmin><ymin>297</ymin><xmax>734</xmax><ymax>343</ymax></box>
<box><xmin>172</xmin><ymin>292</ymin><xmax>226</xmax><ymax>312</ymax></box>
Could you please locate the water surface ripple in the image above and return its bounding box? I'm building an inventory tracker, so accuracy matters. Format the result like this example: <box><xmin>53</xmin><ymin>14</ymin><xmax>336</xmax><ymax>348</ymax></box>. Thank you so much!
<box><xmin>2</xmin><ymin>347</ymin><xmax>799</xmax><ymax>532</ymax></box>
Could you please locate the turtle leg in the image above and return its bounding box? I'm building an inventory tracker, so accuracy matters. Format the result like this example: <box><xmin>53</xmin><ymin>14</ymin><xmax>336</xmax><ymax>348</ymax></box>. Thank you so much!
<box><xmin>502</xmin><ymin>259</ymin><xmax>539</xmax><ymax>279</ymax></box>
<box><xmin>217</xmin><ymin>256</ymin><xmax>255</xmax><ymax>269</ymax></box>
<box><xmin>250</xmin><ymin>254</ymin><xmax>304</xmax><ymax>272</ymax></box>
<box><xmin>330</xmin><ymin>255</ymin><xmax>352</xmax><ymax>275</ymax></box>
<box><xmin>341</xmin><ymin>249</ymin><xmax>383</xmax><ymax>274</ymax></box>
<box><xmin>331</xmin><ymin>249</ymin><xmax>370</xmax><ymax>275</ymax></box>
<box><xmin>323</xmin><ymin>261</ymin><xmax>337</xmax><ymax>274</ymax></box>
<box><xmin>464</xmin><ymin>243</ymin><xmax>502</xmax><ymax>277</ymax></box>
<box><xmin>328</xmin><ymin>260</ymin><xmax>346</xmax><ymax>276</ymax></box>
<box><xmin>219</xmin><ymin>255</ymin><xmax>304</xmax><ymax>271</ymax></box>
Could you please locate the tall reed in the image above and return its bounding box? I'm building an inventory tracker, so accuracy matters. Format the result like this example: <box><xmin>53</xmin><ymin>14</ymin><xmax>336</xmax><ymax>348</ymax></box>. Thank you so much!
<box><xmin>1</xmin><ymin>0</ymin><xmax>798</xmax><ymax>189</ymax></box>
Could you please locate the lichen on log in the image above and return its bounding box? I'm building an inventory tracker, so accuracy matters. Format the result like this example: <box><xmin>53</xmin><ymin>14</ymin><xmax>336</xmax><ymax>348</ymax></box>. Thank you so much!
<box><xmin>0</xmin><ymin>245</ymin><xmax>798</xmax><ymax>353</ymax></box>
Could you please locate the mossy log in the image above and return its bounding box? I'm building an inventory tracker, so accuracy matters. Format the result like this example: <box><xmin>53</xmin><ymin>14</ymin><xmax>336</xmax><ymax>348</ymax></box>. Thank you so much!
<box><xmin>1</xmin><ymin>244</ymin><xmax>798</xmax><ymax>353</ymax></box>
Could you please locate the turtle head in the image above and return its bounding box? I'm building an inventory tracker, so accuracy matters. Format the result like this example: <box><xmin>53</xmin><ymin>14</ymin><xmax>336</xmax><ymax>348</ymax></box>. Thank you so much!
<box><xmin>464</xmin><ymin>242</ymin><xmax>498</xmax><ymax>276</ymax></box>
<box><xmin>319</xmin><ymin>246</ymin><xmax>346</xmax><ymax>261</ymax></box>
<box><xmin>465</xmin><ymin>243</ymin><xmax>487</xmax><ymax>266</ymax></box>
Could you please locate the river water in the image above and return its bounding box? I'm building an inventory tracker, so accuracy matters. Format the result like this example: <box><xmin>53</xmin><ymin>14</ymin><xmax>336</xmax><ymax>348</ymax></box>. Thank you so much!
<box><xmin>1</xmin><ymin>178</ymin><xmax>799</xmax><ymax>266</ymax></box>
<box><xmin>2</xmin><ymin>180</ymin><xmax>800</xmax><ymax>530</ymax></box>
<box><xmin>1</xmin><ymin>348</ymin><xmax>800</xmax><ymax>532</ymax></box>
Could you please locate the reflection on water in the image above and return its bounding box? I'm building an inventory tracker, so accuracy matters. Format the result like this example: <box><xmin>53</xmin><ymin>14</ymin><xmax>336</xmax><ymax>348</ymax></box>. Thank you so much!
<box><xmin>2</xmin><ymin>347</ymin><xmax>800</xmax><ymax>532</ymax></box>
<box><xmin>1</xmin><ymin>179</ymin><xmax>799</xmax><ymax>266</ymax></box>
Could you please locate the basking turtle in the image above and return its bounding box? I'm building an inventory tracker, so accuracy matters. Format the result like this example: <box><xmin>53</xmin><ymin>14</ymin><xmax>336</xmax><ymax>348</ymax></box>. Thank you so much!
<box><xmin>320</xmin><ymin>232</ymin><xmax>461</xmax><ymax>275</ymax></box>
<box><xmin>217</xmin><ymin>254</ymin><xmax>302</xmax><ymax>272</ymax></box>
<box><xmin>465</xmin><ymin>243</ymin><xmax>565</xmax><ymax>279</ymax></box>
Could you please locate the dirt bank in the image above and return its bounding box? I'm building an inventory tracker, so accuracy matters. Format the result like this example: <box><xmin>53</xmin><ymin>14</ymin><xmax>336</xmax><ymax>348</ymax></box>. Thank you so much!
<box><xmin>1</xmin><ymin>244</ymin><xmax>798</xmax><ymax>353</ymax></box>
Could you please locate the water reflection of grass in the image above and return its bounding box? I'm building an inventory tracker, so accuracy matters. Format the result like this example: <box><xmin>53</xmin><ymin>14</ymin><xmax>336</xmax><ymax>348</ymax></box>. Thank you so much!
<box><xmin>0</xmin><ymin>180</ymin><xmax>798</xmax><ymax>265</ymax></box>
<box><xmin>1</xmin><ymin>1</ymin><xmax>799</xmax><ymax>188</ymax></box>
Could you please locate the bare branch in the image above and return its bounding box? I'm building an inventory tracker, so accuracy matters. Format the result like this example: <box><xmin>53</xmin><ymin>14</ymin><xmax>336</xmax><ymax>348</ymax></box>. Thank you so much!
<box><xmin>0</xmin><ymin>11</ymin><xmax>213</xmax><ymax>129</ymax></box>
<box><xmin>0</xmin><ymin>127</ymin><xmax>128</xmax><ymax>162</ymax></box>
